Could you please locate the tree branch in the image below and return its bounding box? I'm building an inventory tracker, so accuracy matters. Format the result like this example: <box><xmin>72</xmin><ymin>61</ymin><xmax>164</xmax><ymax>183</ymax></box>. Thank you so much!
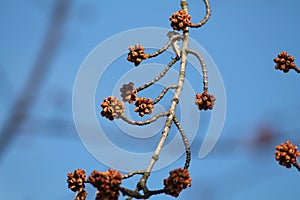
<box><xmin>173</xmin><ymin>115</ymin><xmax>191</xmax><ymax>169</ymax></box>
<box><xmin>120</xmin><ymin>111</ymin><xmax>170</xmax><ymax>126</ymax></box>
<box><xmin>187</xmin><ymin>48</ymin><xmax>208</xmax><ymax>91</ymax></box>
<box><xmin>135</xmin><ymin>57</ymin><xmax>180</xmax><ymax>92</ymax></box>
<box><xmin>122</xmin><ymin>170</ymin><xmax>146</xmax><ymax>179</ymax></box>
<box><xmin>148</xmin><ymin>34</ymin><xmax>183</xmax><ymax>58</ymax></box>
<box><xmin>189</xmin><ymin>0</ymin><xmax>211</xmax><ymax>28</ymax></box>
<box><xmin>152</xmin><ymin>85</ymin><xmax>178</xmax><ymax>105</ymax></box>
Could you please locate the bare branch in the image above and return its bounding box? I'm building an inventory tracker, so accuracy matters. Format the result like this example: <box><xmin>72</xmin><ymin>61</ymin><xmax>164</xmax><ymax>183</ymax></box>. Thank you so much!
<box><xmin>135</xmin><ymin>57</ymin><xmax>180</xmax><ymax>92</ymax></box>
<box><xmin>187</xmin><ymin>48</ymin><xmax>208</xmax><ymax>91</ymax></box>
<box><xmin>148</xmin><ymin>34</ymin><xmax>183</xmax><ymax>58</ymax></box>
<box><xmin>120</xmin><ymin>186</ymin><xmax>165</xmax><ymax>199</ymax></box>
<box><xmin>173</xmin><ymin>116</ymin><xmax>191</xmax><ymax>169</ymax></box>
<box><xmin>295</xmin><ymin>68</ymin><xmax>300</xmax><ymax>73</ymax></box>
<box><xmin>293</xmin><ymin>163</ymin><xmax>300</xmax><ymax>171</ymax></box>
<box><xmin>122</xmin><ymin>170</ymin><xmax>146</xmax><ymax>179</ymax></box>
<box><xmin>152</xmin><ymin>85</ymin><xmax>178</xmax><ymax>105</ymax></box>
<box><xmin>120</xmin><ymin>111</ymin><xmax>170</xmax><ymax>126</ymax></box>
<box><xmin>136</xmin><ymin>1</ymin><xmax>191</xmax><ymax>189</ymax></box>
<box><xmin>189</xmin><ymin>0</ymin><xmax>211</xmax><ymax>28</ymax></box>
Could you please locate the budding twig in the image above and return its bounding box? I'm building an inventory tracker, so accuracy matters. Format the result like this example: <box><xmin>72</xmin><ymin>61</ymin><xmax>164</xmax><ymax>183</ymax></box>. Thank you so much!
<box><xmin>189</xmin><ymin>0</ymin><xmax>211</xmax><ymax>28</ymax></box>
<box><xmin>120</xmin><ymin>186</ymin><xmax>165</xmax><ymax>199</ymax></box>
<box><xmin>135</xmin><ymin>57</ymin><xmax>180</xmax><ymax>92</ymax></box>
<box><xmin>187</xmin><ymin>49</ymin><xmax>208</xmax><ymax>91</ymax></box>
<box><xmin>148</xmin><ymin>34</ymin><xmax>183</xmax><ymax>58</ymax></box>
<box><xmin>173</xmin><ymin>116</ymin><xmax>191</xmax><ymax>169</ymax></box>
<box><xmin>68</xmin><ymin>0</ymin><xmax>215</xmax><ymax>199</ymax></box>
<box><xmin>136</xmin><ymin>0</ymin><xmax>191</xmax><ymax>191</ymax></box>
<box><xmin>122</xmin><ymin>170</ymin><xmax>146</xmax><ymax>179</ymax></box>
<box><xmin>152</xmin><ymin>85</ymin><xmax>178</xmax><ymax>105</ymax></box>
<box><xmin>120</xmin><ymin>111</ymin><xmax>170</xmax><ymax>126</ymax></box>
<box><xmin>293</xmin><ymin>163</ymin><xmax>300</xmax><ymax>171</ymax></box>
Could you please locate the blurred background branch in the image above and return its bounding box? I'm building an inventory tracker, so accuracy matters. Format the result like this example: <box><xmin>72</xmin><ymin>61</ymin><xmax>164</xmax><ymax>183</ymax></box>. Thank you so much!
<box><xmin>0</xmin><ymin>0</ymin><xmax>72</xmax><ymax>160</ymax></box>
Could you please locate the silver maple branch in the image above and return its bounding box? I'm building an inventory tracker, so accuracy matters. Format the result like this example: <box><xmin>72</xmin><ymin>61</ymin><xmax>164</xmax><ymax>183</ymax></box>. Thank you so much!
<box><xmin>135</xmin><ymin>57</ymin><xmax>180</xmax><ymax>92</ymax></box>
<box><xmin>120</xmin><ymin>111</ymin><xmax>170</xmax><ymax>126</ymax></box>
<box><xmin>148</xmin><ymin>34</ymin><xmax>183</xmax><ymax>58</ymax></box>
<box><xmin>173</xmin><ymin>115</ymin><xmax>191</xmax><ymax>169</ymax></box>
<box><xmin>187</xmin><ymin>48</ymin><xmax>208</xmax><ymax>91</ymax></box>
<box><xmin>133</xmin><ymin>0</ymin><xmax>191</xmax><ymax>195</ymax></box>
<box><xmin>189</xmin><ymin>0</ymin><xmax>211</xmax><ymax>28</ymax></box>
<box><xmin>152</xmin><ymin>84</ymin><xmax>178</xmax><ymax>105</ymax></box>
<box><xmin>122</xmin><ymin>170</ymin><xmax>146</xmax><ymax>179</ymax></box>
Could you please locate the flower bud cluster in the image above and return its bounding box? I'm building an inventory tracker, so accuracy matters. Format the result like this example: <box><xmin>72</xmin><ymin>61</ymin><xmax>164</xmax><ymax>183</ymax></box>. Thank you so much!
<box><xmin>134</xmin><ymin>98</ymin><xmax>154</xmax><ymax>117</ymax></box>
<box><xmin>89</xmin><ymin>169</ymin><xmax>122</xmax><ymax>200</ymax></box>
<box><xmin>101</xmin><ymin>96</ymin><xmax>124</xmax><ymax>120</ymax></box>
<box><xmin>169</xmin><ymin>10</ymin><xmax>192</xmax><ymax>31</ymax></box>
<box><xmin>274</xmin><ymin>51</ymin><xmax>297</xmax><ymax>73</ymax></box>
<box><xmin>195</xmin><ymin>91</ymin><xmax>216</xmax><ymax>110</ymax></box>
<box><xmin>164</xmin><ymin>168</ymin><xmax>192</xmax><ymax>197</ymax></box>
<box><xmin>127</xmin><ymin>44</ymin><xmax>149</xmax><ymax>66</ymax></box>
<box><xmin>275</xmin><ymin>140</ymin><xmax>300</xmax><ymax>168</ymax></box>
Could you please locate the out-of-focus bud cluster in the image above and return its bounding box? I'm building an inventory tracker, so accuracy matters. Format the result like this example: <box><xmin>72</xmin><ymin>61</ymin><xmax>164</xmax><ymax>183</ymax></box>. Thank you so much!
<box><xmin>88</xmin><ymin>169</ymin><xmax>122</xmax><ymax>200</ymax></box>
<box><xmin>127</xmin><ymin>44</ymin><xmax>149</xmax><ymax>66</ymax></box>
<box><xmin>134</xmin><ymin>98</ymin><xmax>154</xmax><ymax>117</ymax></box>
<box><xmin>274</xmin><ymin>51</ymin><xmax>297</xmax><ymax>73</ymax></box>
<box><xmin>164</xmin><ymin>168</ymin><xmax>192</xmax><ymax>197</ymax></box>
<box><xmin>275</xmin><ymin>140</ymin><xmax>300</xmax><ymax>169</ymax></box>
<box><xmin>101</xmin><ymin>96</ymin><xmax>124</xmax><ymax>120</ymax></box>
<box><xmin>195</xmin><ymin>91</ymin><xmax>216</xmax><ymax>110</ymax></box>
<box><xmin>169</xmin><ymin>10</ymin><xmax>191</xmax><ymax>31</ymax></box>
<box><xmin>67</xmin><ymin>169</ymin><xmax>87</xmax><ymax>192</ymax></box>
<box><xmin>120</xmin><ymin>82</ymin><xmax>138</xmax><ymax>103</ymax></box>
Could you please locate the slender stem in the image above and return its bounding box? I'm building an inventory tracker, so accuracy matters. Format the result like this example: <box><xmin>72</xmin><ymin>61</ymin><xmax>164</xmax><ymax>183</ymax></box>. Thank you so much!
<box><xmin>187</xmin><ymin>49</ymin><xmax>208</xmax><ymax>91</ymax></box>
<box><xmin>120</xmin><ymin>187</ymin><xmax>144</xmax><ymax>199</ymax></box>
<box><xmin>293</xmin><ymin>162</ymin><xmax>300</xmax><ymax>171</ymax></box>
<box><xmin>135</xmin><ymin>57</ymin><xmax>180</xmax><ymax>92</ymax></box>
<box><xmin>152</xmin><ymin>85</ymin><xmax>178</xmax><ymax>105</ymax></box>
<box><xmin>190</xmin><ymin>0</ymin><xmax>211</xmax><ymax>28</ymax></box>
<box><xmin>120</xmin><ymin>186</ymin><xmax>166</xmax><ymax>199</ymax></box>
<box><xmin>173</xmin><ymin>116</ymin><xmax>191</xmax><ymax>169</ymax></box>
<box><xmin>148</xmin><ymin>35</ymin><xmax>183</xmax><ymax>58</ymax></box>
<box><xmin>136</xmin><ymin>0</ymin><xmax>190</xmax><ymax>190</ymax></box>
<box><xmin>122</xmin><ymin>170</ymin><xmax>146</xmax><ymax>179</ymax></box>
<box><xmin>120</xmin><ymin>112</ymin><xmax>170</xmax><ymax>126</ymax></box>
<box><xmin>293</xmin><ymin>67</ymin><xmax>300</xmax><ymax>73</ymax></box>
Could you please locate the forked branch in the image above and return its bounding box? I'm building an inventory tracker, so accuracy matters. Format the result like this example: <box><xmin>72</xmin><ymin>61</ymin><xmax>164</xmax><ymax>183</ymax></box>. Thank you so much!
<box><xmin>152</xmin><ymin>85</ymin><xmax>178</xmax><ymax>105</ymax></box>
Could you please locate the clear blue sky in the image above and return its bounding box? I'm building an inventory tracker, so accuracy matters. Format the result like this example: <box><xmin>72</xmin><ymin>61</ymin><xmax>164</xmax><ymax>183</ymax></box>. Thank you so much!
<box><xmin>0</xmin><ymin>0</ymin><xmax>300</xmax><ymax>199</ymax></box>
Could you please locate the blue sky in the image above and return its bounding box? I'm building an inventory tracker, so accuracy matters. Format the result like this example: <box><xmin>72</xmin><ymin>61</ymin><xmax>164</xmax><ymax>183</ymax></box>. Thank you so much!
<box><xmin>0</xmin><ymin>0</ymin><xmax>300</xmax><ymax>199</ymax></box>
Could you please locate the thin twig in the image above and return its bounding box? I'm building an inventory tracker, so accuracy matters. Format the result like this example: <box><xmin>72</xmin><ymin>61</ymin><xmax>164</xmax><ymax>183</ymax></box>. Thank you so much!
<box><xmin>136</xmin><ymin>0</ymin><xmax>191</xmax><ymax>191</ymax></box>
<box><xmin>173</xmin><ymin>116</ymin><xmax>191</xmax><ymax>169</ymax></box>
<box><xmin>187</xmin><ymin>48</ymin><xmax>208</xmax><ymax>91</ymax></box>
<box><xmin>120</xmin><ymin>111</ymin><xmax>170</xmax><ymax>126</ymax></box>
<box><xmin>293</xmin><ymin>67</ymin><xmax>300</xmax><ymax>73</ymax></box>
<box><xmin>135</xmin><ymin>57</ymin><xmax>180</xmax><ymax>92</ymax></box>
<box><xmin>189</xmin><ymin>0</ymin><xmax>211</xmax><ymax>28</ymax></box>
<box><xmin>152</xmin><ymin>85</ymin><xmax>178</xmax><ymax>105</ymax></box>
<box><xmin>293</xmin><ymin>162</ymin><xmax>300</xmax><ymax>171</ymax></box>
<box><xmin>122</xmin><ymin>170</ymin><xmax>146</xmax><ymax>179</ymax></box>
<box><xmin>120</xmin><ymin>186</ymin><xmax>165</xmax><ymax>199</ymax></box>
<box><xmin>148</xmin><ymin>35</ymin><xmax>183</xmax><ymax>58</ymax></box>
